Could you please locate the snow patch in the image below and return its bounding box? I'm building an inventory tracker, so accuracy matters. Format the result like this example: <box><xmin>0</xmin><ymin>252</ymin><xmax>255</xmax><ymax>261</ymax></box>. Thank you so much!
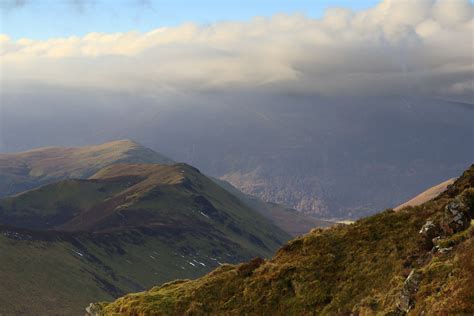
<box><xmin>72</xmin><ymin>250</ymin><xmax>84</xmax><ymax>257</ymax></box>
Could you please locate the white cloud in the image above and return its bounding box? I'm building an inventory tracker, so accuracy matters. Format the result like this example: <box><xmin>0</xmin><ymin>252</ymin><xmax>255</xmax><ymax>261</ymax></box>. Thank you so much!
<box><xmin>1</xmin><ymin>0</ymin><xmax>473</xmax><ymax>100</ymax></box>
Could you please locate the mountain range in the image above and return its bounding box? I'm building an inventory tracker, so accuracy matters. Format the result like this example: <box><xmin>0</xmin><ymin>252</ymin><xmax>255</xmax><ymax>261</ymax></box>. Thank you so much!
<box><xmin>3</xmin><ymin>95</ymin><xmax>473</xmax><ymax>219</ymax></box>
<box><xmin>0</xmin><ymin>140</ymin><xmax>329</xmax><ymax>314</ymax></box>
<box><xmin>0</xmin><ymin>141</ymin><xmax>471</xmax><ymax>315</ymax></box>
<box><xmin>0</xmin><ymin>162</ymin><xmax>288</xmax><ymax>314</ymax></box>
<box><xmin>0</xmin><ymin>140</ymin><xmax>328</xmax><ymax>236</ymax></box>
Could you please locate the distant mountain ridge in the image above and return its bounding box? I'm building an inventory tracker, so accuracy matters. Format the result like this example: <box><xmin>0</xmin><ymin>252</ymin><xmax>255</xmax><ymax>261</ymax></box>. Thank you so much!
<box><xmin>0</xmin><ymin>162</ymin><xmax>289</xmax><ymax>251</ymax></box>
<box><xmin>0</xmin><ymin>139</ymin><xmax>173</xmax><ymax>197</ymax></box>
<box><xmin>0</xmin><ymin>140</ymin><xmax>328</xmax><ymax>236</ymax></box>
<box><xmin>2</xmin><ymin>97</ymin><xmax>473</xmax><ymax>219</ymax></box>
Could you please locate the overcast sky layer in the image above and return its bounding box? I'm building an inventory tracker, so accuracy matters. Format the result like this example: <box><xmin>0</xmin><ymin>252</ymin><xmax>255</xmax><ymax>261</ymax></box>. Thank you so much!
<box><xmin>1</xmin><ymin>0</ymin><xmax>473</xmax><ymax>102</ymax></box>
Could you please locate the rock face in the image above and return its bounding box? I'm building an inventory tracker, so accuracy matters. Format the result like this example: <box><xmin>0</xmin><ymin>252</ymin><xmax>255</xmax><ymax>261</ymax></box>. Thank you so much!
<box><xmin>397</xmin><ymin>270</ymin><xmax>422</xmax><ymax>313</ymax></box>
<box><xmin>418</xmin><ymin>220</ymin><xmax>440</xmax><ymax>250</ymax></box>
<box><xmin>444</xmin><ymin>200</ymin><xmax>471</xmax><ymax>233</ymax></box>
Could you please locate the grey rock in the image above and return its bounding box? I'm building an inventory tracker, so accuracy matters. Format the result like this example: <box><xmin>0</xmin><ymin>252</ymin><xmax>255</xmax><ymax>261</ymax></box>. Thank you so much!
<box><xmin>438</xmin><ymin>247</ymin><xmax>453</xmax><ymax>254</ymax></box>
<box><xmin>419</xmin><ymin>220</ymin><xmax>440</xmax><ymax>249</ymax></box>
<box><xmin>397</xmin><ymin>270</ymin><xmax>422</xmax><ymax>313</ymax></box>
<box><xmin>445</xmin><ymin>200</ymin><xmax>470</xmax><ymax>233</ymax></box>
<box><xmin>85</xmin><ymin>303</ymin><xmax>102</xmax><ymax>316</ymax></box>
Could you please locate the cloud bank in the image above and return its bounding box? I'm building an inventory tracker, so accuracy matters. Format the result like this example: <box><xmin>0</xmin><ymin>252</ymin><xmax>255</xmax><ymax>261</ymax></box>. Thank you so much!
<box><xmin>1</xmin><ymin>0</ymin><xmax>473</xmax><ymax>101</ymax></box>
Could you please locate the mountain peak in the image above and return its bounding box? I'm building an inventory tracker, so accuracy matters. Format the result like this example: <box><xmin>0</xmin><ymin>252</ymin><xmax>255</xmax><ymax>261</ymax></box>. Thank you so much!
<box><xmin>88</xmin><ymin>139</ymin><xmax>141</xmax><ymax>149</ymax></box>
<box><xmin>0</xmin><ymin>140</ymin><xmax>173</xmax><ymax>197</ymax></box>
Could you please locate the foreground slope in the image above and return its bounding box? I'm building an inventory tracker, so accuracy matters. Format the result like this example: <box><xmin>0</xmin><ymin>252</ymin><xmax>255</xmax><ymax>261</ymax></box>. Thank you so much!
<box><xmin>0</xmin><ymin>139</ymin><xmax>173</xmax><ymax>197</ymax></box>
<box><xmin>96</xmin><ymin>165</ymin><xmax>474</xmax><ymax>315</ymax></box>
<box><xmin>0</xmin><ymin>163</ymin><xmax>289</xmax><ymax>315</ymax></box>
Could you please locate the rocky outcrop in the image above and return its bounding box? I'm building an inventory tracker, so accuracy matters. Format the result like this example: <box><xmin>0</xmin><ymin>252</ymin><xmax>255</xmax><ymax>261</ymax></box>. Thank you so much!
<box><xmin>438</xmin><ymin>246</ymin><xmax>453</xmax><ymax>254</ymax></box>
<box><xmin>424</xmin><ymin>193</ymin><xmax>473</xmax><ymax>253</ymax></box>
<box><xmin>418</xmin><ymin>221</ymin><xmax>440</xmax><ymax>250</ymax></box>
<box><xmin>444</xmin><ymin>199</ymin><xmax>471</xmax><ymax>233</ymax></box>
<box><xmin>397</xmin><ymin>270</ymin><xmax>422</xmax><ymax>313</ymax></box>
<box><xmin>85</xmin><ymin>303</ymin><xmax>103</xmax><ymax>316</ymax></box>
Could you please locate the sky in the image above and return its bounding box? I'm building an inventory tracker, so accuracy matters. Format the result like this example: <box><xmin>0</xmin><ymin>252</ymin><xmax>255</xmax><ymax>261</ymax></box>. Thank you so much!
<box><xmin>1</xmin><ymin>0</ymin><xmax>473</xmax><ymax>103</ymax></box>
<box><xmin>1</xmin><ymin>0</ymin><xmax>381</xmax><ymax>40</ymax></box>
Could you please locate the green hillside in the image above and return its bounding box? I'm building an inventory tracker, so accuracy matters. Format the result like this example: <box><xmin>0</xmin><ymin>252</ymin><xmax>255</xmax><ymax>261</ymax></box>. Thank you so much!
<box><xmin>0</xmin><ymin>163</ymin><xmax>290</xmax><ymax>315</ymax></box>
<box><xmin>95</xmin><ymin>165</ymin><xmax>474</xmax><ymax>315</ymax></box>
<box><xmin>0</xmin><ymin>139</ymin><xmax>173</xmax><ymax>198</ymax></box>
<box><xmin>0</xmin><ymin>141</ymin><xmax>328</xmax><ymax>236</ymax></box>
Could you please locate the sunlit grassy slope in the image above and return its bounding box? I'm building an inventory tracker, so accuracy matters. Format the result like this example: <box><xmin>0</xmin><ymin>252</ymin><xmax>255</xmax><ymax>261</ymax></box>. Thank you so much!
<box><xmin>98</xmin><ymin>165</ymin><xmax>474</xmax><ymax>315</ymax></box>
<box><xmin>0</xmin><ymin>163</ymin><xmax>290</xmax><ymax>315</ymax></box>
